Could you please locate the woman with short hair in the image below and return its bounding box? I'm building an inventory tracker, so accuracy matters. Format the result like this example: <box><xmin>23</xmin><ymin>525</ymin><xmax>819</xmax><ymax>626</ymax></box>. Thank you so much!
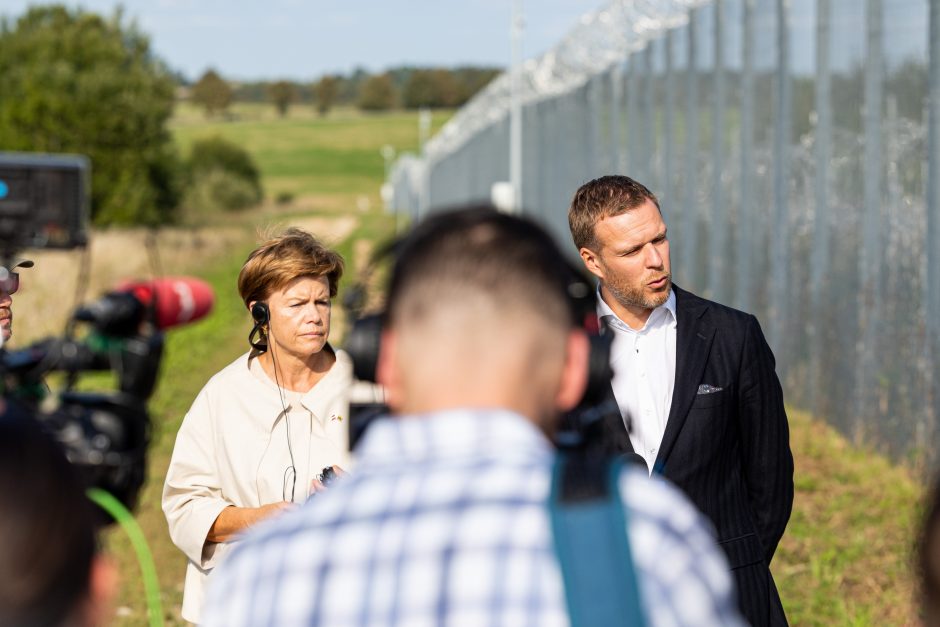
<box><xmin>163</xmin><ymin>228</ymin><xmax>378</xmax><ymax>624</ymax></box>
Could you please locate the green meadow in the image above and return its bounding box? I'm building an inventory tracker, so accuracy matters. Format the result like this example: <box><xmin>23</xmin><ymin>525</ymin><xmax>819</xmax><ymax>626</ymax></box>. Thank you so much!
<box><xmin>172</xmin><ymin>103</ymin><xmax>451</xmax><ymax>208</ymax></box>
<box><xmin>92</xmin><ymin>103</ymin><xmax>923</xmax><ymax>626</ymax></box>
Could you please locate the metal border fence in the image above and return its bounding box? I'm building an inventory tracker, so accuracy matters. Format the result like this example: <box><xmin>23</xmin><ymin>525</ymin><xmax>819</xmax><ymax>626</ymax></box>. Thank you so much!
<box><xmin>389</xmin><ymin>0</ymin><xmax>940</xmax><ymax>468</ymax></box>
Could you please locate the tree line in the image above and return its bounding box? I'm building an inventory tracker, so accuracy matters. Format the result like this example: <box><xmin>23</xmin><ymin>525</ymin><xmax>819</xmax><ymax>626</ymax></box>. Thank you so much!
<box><xmin>0</xmin><ymin>4</ymin><xmax>500</xmax><ymax>227</ymax></box>
<box><xmin>189</xmin><ymin>66</ymin><xmax>501</xmax><ymax>118</ymax></box>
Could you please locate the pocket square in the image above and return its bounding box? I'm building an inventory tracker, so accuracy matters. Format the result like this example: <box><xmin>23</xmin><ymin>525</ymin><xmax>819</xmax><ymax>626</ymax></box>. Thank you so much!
<box><xmin>697</xmin><ymin>384</ymin><xmax>723</xmax><ymax>395</ymax></box>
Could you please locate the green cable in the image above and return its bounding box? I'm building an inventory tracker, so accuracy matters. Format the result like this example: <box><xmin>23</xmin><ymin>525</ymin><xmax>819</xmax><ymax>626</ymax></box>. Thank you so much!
<box><xmin>86</xmin><ymin>488</ymin><xmax>165</xmax><ymax>627</ymax></box>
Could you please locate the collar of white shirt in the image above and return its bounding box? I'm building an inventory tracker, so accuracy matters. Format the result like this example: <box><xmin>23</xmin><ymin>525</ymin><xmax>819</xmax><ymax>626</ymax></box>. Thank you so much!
<box><xmin>595</xmin><ymin>285</ymin><xmax>677</xmax><ymax>334</ymax></box>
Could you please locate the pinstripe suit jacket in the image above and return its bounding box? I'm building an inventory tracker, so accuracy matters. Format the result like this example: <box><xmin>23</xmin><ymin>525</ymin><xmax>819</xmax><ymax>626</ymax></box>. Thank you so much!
<box><xmin>596</xmin><ymin>285</ymin><xmax>794</xmax><ymax>626</ymax></box>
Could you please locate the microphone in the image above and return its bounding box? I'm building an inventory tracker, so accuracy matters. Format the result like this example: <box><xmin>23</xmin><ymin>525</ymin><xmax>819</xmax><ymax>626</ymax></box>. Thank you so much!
<box><xmin>115</xmin><ymin>277</ymin><xmax>214</xmax><ymax>330</ymax></box>
<box><xmin>74</xmin><ymin>277</ymin><xmax>214</xmax><ymax>336</ymax></box>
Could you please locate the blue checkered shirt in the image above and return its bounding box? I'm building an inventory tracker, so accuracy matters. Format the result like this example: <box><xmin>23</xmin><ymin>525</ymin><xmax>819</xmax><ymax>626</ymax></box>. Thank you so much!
<box><xmin>202</xmin><ymin>409</ymin><xmax>743</xmax><ymax>626</ymax></box>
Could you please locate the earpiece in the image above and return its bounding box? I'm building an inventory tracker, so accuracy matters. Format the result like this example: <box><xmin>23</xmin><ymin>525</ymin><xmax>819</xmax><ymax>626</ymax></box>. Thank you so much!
<box><xmin>251</xmin><ymin>301</ymin><xmax>270</xmax><ymax>325</ymax></box>
<box><xmin>248</xmin><ymin>301</ymin><xmax>270</xmax><ymax>352</ymax></box>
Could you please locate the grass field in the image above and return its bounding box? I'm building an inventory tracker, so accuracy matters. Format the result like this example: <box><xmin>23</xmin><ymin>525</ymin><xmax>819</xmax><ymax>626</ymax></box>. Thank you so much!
<box><xmin>23</xmin><ymin>102</ymin><xmax>927</xmax><ymax>625</ymax></box>
<box><xmin>776</xmin><ymin>412</ymin><xmax>921</xmax><ymax>624</ymax></box>
<box><xmin>171</xmin><ymin>103</ymin><xmax>451</xmax><ymax>211</ymax></box>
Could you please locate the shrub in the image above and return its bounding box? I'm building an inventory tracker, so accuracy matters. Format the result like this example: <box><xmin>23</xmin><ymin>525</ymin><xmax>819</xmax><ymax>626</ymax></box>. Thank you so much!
<box><xmin>184</xmin><ymin>169</ymin><xmax>260</xmax><ymax>214</ymax></box>
<box><xmin>185</xmin><ymin>136</ymin><xmax>262</xmax><ymax>212</ymax></box>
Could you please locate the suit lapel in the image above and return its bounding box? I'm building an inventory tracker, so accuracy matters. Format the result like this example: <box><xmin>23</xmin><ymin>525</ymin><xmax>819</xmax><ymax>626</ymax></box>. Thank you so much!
<box><xmin>653</xmin><ymin>286</ymin><xmax>714</xmax><ymax>474</ymax></box>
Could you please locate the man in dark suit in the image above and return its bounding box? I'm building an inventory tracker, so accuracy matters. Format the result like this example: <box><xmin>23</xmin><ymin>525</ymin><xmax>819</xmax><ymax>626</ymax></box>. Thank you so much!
<box><xmin>568</xmin><ymin>175</ymin><xmax>794</xmax><ymax>626</ymax></box>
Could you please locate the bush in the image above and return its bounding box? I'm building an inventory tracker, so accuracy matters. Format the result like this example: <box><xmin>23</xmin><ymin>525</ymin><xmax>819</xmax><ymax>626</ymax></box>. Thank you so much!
<box><xmin>184</xmin><ymin>169</ymin><xmax>260</xmax><ymax>214</ymax></box>
<box><xmin>185</xmin><ymin>136</ymin><xmax>262</xmax><ymax>212</ymax></box>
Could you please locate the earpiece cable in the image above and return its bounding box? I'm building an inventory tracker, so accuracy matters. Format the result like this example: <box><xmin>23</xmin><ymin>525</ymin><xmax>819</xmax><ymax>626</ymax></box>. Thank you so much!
<box><xmin>267</xmin><ymin>314</ymin><xmax>297</xmax><ymax>503</ymax></box>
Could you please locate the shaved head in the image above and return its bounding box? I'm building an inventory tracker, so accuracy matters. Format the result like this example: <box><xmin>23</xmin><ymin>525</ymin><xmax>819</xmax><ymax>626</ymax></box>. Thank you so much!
<box><xmin>378</xmin><ymin>206</ymin><xmax>589</xmax><ymax>426</ymax></box>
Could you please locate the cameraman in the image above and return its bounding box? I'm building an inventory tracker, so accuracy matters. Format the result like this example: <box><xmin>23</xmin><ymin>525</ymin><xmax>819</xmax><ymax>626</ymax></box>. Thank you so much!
<box><xmin>0</xmin><ymin>259</ymin><xmax>32</xmax><ymax>343</ymax></box>
<box><xmin>201</xmin><ymin>207</ymin><xmax>743</xmax><ymax>626</ymax></box>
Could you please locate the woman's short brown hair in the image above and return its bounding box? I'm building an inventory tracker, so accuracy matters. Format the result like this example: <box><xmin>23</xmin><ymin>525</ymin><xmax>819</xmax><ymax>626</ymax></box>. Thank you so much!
<box><xmin>237</xmin><ymin>227</ymin><xmax>345</xmax><ymax>306</ymax></box>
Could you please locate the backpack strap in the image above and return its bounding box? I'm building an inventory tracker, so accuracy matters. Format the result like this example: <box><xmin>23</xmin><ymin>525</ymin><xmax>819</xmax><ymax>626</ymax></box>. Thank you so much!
<box><xmin>549</xmin><ymin>452</ymin><xmax>646</xmax><ymax>626</ymax></box>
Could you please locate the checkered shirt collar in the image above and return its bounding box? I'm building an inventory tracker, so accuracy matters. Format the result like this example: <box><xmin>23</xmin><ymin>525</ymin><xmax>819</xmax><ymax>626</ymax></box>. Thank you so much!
<box><xmin>354</xmin><ymin>408</ymin><xmax>555</xmax><ymax>470</ymax></box>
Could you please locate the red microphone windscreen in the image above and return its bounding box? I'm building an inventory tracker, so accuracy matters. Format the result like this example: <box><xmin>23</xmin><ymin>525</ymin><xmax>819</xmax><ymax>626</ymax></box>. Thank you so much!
<box><xmin>115</xmin><ymin>277</ymin><xmax>214</xmax><ymax>330</ymax></box>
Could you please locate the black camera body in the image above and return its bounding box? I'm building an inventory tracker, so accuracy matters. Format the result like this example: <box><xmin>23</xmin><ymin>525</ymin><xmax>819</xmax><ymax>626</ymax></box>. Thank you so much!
<box><xmin>2</xmin><ymin>325</ymin><xmax>164</xmax><ymax>516</ymax></box>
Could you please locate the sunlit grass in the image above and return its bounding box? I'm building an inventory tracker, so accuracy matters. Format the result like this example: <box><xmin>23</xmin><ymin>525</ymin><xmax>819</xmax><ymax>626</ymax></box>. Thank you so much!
<box><xmin>170</xmin><ymin>103</ymin><xmax>452</xmax><ymax>201</ymax></box>
<box><xmin>775</xmin><ymin>410</ymin><xmax>921</xmax><ymax>625</ymax></box>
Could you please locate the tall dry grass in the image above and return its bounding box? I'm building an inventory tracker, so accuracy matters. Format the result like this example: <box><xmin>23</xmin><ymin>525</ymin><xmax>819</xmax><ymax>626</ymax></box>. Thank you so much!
<box><xmin>10</xmin><ymin>227</ymin><xmax>245</xmax><ymax>345</ymax></box>
<box><xmin>10</xmin><ymin>216</ymin><xmax>358</xmax><ymax>346</ymax></box>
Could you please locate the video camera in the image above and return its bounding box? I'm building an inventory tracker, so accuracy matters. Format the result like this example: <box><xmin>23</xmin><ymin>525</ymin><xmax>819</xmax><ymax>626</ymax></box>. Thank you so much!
<box><xmin>0</xmin><ymin>152</ymin><xmax>213</xmax><ymax>518</ymax></box>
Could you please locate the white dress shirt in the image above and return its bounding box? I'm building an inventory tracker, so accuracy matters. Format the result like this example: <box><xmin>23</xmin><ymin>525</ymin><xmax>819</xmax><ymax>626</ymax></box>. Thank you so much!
<box><xmin>598</xmin><ymin>288</ymin><xmax>677</xmax><ymax>473</ymax></box>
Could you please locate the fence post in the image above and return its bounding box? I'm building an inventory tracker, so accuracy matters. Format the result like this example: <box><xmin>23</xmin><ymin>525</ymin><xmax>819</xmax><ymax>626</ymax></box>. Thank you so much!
<box><xmin>664</xmin><ymin>28</ymin><xmax>677</xmax><ymax>222</ymax></box>
<box><xmin>769</xmin><ymin>0</ymin><xmax>792</xmax><ymax>359</ymax></box>
<box><xmin>810</xmin><ymin>0</ymin><xmax>832</xmax><ymax>419</ymax></box>
<box><xmin>684</xmin><ymin>8</ymin><xmax>700</xmax><ymax>288</ymax></box>
<box><xmin>855</xmin><ymin>0</ymin><xmax>884</xmax><ymax>438</ymax></box>
<box><xmin>738</xmin><ymin>0</ymin><xmax>755</xmax><ymax>314</ymax></box>
<box><xmin>710</xmin><ymin>0</ymin><xmax>728</xmax><ymax>303</ymax></box>
<box><xmin>926</xmin><ymin>0</ymin><xmax>940</xmax><ymax>457</ymax></box>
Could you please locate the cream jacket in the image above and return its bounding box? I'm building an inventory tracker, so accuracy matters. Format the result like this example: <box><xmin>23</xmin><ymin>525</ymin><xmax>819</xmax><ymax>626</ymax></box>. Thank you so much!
<box><xmin>162</xmin><ymin>348</ymin><xmax>379</xmax><ymax>623</ymax></box>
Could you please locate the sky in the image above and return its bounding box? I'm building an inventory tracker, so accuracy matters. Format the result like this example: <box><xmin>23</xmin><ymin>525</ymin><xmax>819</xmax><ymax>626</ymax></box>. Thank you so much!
<box><xmin>1</xmin><ymin>0</ymin><xmax>603</xmax><ymax>81</ymax></box>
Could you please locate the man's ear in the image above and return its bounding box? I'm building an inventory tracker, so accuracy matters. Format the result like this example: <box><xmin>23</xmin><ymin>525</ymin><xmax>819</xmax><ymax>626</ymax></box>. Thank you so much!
<box><xmin>376</xmin><ymin>328</ymin><xmax>402</xmax><ymax>410</ymax></box>
<box><xmin>555</xmin><ymin>328</ymin><xmax>589</xmax><ymax>412</ymax></box>
<box><xmin>579</xmin><ymin>247</ymin><xmax>604</xmax><ymax>281</ymax></box>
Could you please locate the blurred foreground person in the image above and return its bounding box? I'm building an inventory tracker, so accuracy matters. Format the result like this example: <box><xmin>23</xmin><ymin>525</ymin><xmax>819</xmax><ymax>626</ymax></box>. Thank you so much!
<box><xmin>202</xmin><ymin>207</ymin><xmax>743</xmax><ymax>627</ymax></box>
<box><xmin>568</xmin><ymin>175</ymin><xmax>793</xmax><ymax>625</ymax></box>
<box><xmin>163</xmin><ymin>228</ymin><xmax>380</xmax><ymax>623</ymax></box>
<box><xmin>0</xmin><ymin>258</ymin><xmax>33</xmax><ymax>343</ymax></box>
<box><xmin>0</xmin><ymin>411</ymin><xmax>115</xmax><ymax>627</ymax></box>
